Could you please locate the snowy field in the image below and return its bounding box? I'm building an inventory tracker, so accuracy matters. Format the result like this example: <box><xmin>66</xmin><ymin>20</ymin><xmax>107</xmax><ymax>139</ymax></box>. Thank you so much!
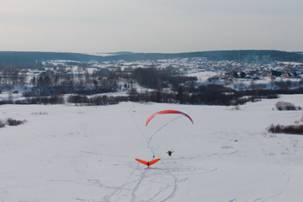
<box><xmin>0</xmin><ymin>95</ymin><xmax>303</xmax><ymax>202</ymax></box>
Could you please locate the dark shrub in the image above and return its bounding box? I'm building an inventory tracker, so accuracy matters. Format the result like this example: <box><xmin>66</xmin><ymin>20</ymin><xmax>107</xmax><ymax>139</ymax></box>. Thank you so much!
<box><xmin>15</xmin><ymin>96</ymin><xmax>64</xmax><ymax>105</ymax></box>
<box><xmin>67</xmin><ymin>95</ymin><xmax>89</xmax><ymax>104</ymax></box>
<box><xmin>0</xmin><ymin>120</ymin><xmax>5</xmax><ymax>128</ymax></box>
<box><xmin>268</xmin><ymin>124</ymin><xmax>303</xmax><ymax>135</ymax></box>
<box><xmin>6</xmin><ymin>118</ymin><xmax>25</xmax><ymax>126</ymax></box>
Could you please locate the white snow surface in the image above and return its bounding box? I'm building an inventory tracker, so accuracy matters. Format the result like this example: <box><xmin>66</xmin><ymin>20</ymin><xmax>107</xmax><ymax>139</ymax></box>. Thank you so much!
<box><xmin>187</xmin><ymin>71</ymin><xmax>219</xmax><ymax>82</ymax></box>
<box><xmin>0</xmin><ymin>95</ymin><xmax>303</xmax><ymax>202</ymax></box>
<box><xmin>0</xmin><ymin>92</ymin><xmax>24</xmax><ymax>101</ymax></box>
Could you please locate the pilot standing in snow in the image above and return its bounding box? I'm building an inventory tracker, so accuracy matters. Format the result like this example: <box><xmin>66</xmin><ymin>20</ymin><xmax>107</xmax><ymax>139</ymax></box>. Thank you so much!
<box><xmin>167</xmin><ymin>150</ymin><xmax>174</xmax><ymax>157</ymax></box>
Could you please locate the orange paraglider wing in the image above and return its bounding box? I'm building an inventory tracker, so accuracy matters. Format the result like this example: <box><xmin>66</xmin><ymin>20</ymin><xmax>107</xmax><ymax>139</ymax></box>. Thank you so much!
<box><xmin>145</xmin><ymin>109</ymin><xmax>194</xmax><ymax>126</ymax></box>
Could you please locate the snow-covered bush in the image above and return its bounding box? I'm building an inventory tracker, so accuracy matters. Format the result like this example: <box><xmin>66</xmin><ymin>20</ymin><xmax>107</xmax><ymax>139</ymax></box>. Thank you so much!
<box><xmin>275</xmin><ymin>101</ymin><xmax>301</xmax><ymax>111</ymax></box>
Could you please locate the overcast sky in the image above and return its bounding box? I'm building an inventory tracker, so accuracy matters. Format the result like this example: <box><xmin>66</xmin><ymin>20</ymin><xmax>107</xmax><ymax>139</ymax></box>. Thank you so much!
<box><xmin>0</xmin><ymin>0</ymin><xmax>302</xmax><ymax>53</ymax></box>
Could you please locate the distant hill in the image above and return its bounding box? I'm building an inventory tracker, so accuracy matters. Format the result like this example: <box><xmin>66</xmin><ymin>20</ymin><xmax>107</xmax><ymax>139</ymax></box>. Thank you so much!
<box><xmin>0</xmin><ymin>51</ymin><xmax>101</xmax><ymax>68</ymax></box>
<box><xmin>105</xmin><ymin>50</ymin><xmax>303</xmax><ymax>63</ymax></box>
<box><xmin>0</xmin><ymin>50</ymin><xmax>303</xmax><ymax>69</ymax></box>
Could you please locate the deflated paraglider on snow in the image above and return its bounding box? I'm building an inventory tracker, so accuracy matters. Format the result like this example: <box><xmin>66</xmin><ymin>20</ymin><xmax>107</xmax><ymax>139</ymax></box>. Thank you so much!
<box><xmin>145</xmin><ymin>109</ymin><xmax>194</xmax><ymax>126</ymax></box>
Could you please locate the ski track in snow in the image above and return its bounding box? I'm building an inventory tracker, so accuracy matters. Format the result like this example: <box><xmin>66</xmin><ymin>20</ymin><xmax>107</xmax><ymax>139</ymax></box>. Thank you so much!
<box><xmin>100</xmin><ymin>159</ymin><xmax>180</xmax><ymax>202</ymax></box>
<box><xmin>251</xmin><ymin>172</ymin><xmax>291</xmax><ymax>202</ymax></box>
<box><xmin>96</xmin><ymin>151</ymin><xmax>213</xmax><ymax>202</ymax></box>
<box><xmin>130</xmin><ymin>169</ymin><xmax>146</xmax><ymax>202</ymax></box>
<box><xmin>128</xmin><ymin>166</ymin><xmax>178</xmax><ymax>202</ymax></box>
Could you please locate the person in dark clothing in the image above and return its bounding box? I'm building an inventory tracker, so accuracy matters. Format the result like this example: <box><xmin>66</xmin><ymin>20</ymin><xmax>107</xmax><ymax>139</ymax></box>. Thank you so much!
<box><xmin>167</xmin><ymin>150</ymin><xmax>174</xmax><ymax>157</ymax></box>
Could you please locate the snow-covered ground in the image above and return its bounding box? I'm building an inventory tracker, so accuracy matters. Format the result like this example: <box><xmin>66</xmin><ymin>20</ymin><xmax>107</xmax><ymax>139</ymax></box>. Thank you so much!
<box><xmin>187</xmin><ymin>71</ymin><xmax>220</xmax><ymax>82</ymax></box>
<box><xmin>0</xmin><ymin>95</ymin><xmax>303</xmax><ymax>202</ymax></box>
<box><xmin>0</xmin><ymin>92</ymin><xmax>24</xmax><ymax>101</ymax></box>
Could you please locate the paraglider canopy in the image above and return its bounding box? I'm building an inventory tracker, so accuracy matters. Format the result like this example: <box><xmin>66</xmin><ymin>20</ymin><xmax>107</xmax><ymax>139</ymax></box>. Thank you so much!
<box><xmin>145</xmin><ymin>109</ymin><xmax>194</xmax><ymax>126</ymax></box>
